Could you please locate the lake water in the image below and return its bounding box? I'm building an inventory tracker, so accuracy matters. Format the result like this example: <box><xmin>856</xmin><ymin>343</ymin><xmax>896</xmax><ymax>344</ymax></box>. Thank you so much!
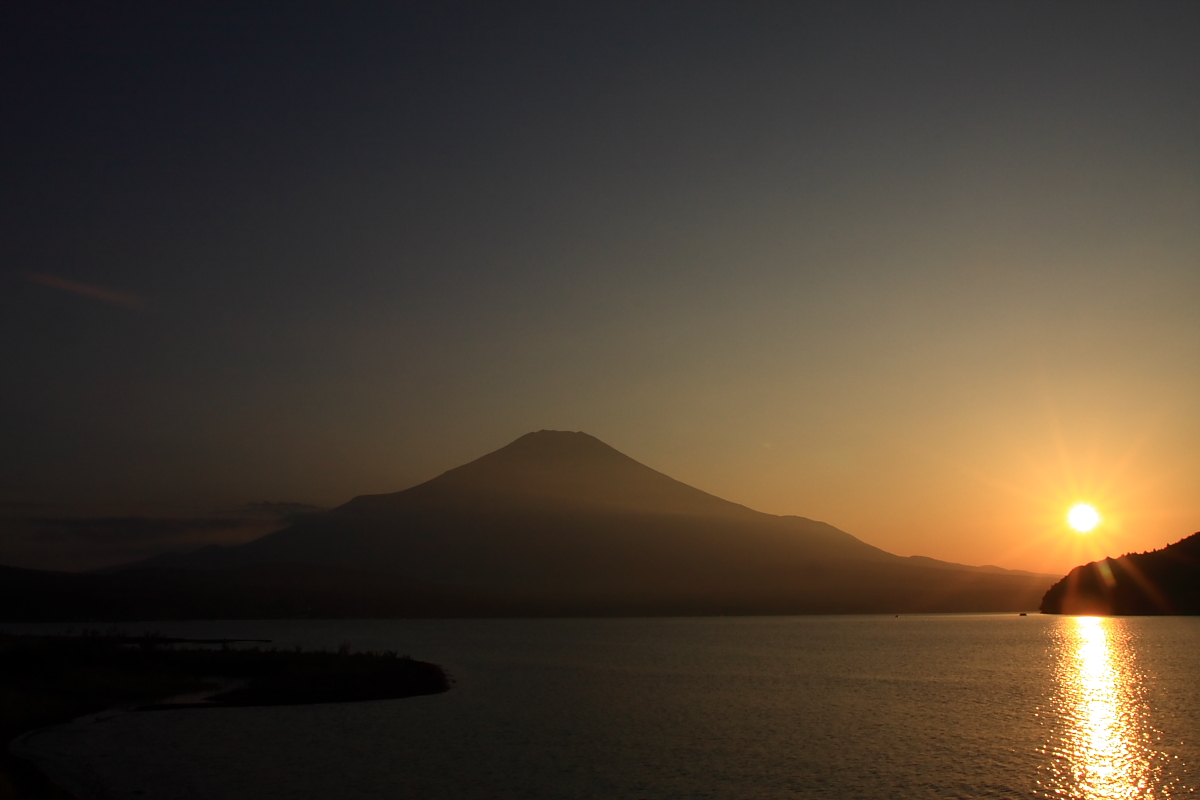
<box><xmin>11</xmin><ymin>614</ymin><xmax>1200</xmax><ymax>799</ymax></box>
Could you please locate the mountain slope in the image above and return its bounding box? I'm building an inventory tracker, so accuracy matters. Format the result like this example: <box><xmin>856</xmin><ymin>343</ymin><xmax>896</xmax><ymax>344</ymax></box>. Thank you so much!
<box><xmin>106</xmin><ymin>431</ymin><xmax>1055</xmax><ymax>615</ymax></box>
<box><xmin>154</xmin><ymin>431</ymin><xmax>903</xmax><ymax>592</ymax></box>
<box><xmin>1039</xmin><ymin>532</ymin><xmax>1200</xmax><ymax>615</ymax></box>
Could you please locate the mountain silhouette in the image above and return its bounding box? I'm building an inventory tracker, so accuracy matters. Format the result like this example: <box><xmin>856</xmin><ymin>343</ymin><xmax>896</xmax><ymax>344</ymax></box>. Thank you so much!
<box><xmin>1039</xmin><ymin>532</ymin><xmax>1200</xmax><ymax>615</ymax></box>
<box><xmin>1</xmin><ymin>432</ymin><xmax>1058</xmax><ymax>619</ymax></box>
<box><xmin>213</xmin><ymin>430</ymin><xmax>895</xmax><ymax>587</ymax></box>
<box><xmin>113</xmin><ymin>431</ymin><xmax>1053</xmax><ymax>614</ymax></box>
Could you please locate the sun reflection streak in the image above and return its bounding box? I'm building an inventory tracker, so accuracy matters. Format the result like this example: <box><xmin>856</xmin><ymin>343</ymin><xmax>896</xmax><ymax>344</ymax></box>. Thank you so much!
<box><xmin>1039</xmin><ymin>617</ymin><xmax>1176</xmax><ymax>799</ymax></box>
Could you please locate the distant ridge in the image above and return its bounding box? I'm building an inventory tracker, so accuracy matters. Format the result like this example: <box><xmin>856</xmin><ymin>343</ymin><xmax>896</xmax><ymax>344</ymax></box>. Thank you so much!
<box><xmin>1039</xmin><ymin>533</ymin><xmax>1200</xmax><ymax>615</ymax></box>
<box><xmin>1</xmin><ymin>431</ymin><xmax>1059</xmax><ymax>619</ymax></box>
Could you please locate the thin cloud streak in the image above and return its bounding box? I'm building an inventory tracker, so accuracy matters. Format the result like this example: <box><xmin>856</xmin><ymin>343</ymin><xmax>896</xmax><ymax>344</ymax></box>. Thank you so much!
<box><xmin>27</xmin><ymin>273</ymin><xmax>143</xmax><ymax>309</ymax></box>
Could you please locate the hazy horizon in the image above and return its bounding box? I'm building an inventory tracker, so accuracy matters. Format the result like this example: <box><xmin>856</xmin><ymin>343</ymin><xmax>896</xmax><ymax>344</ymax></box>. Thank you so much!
<box><xmin>2</xmin><ymin>3</ymin><xmax>1198</xmax><ymax>576</ymax></box>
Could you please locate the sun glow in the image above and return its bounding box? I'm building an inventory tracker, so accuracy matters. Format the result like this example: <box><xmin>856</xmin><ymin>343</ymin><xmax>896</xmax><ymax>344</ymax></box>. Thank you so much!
<box><xmin>1039</xmin><ymin>616</ymin><xmax>1171</xmax><ymax>798</ymax></box>
<box><xmin>1068</xmin><ymin>504</ymin><xmax>1101</xmax><ymax>533</ymax></box>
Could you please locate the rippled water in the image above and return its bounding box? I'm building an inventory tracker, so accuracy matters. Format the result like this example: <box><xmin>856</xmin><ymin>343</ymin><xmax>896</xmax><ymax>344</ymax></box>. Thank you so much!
<box><xmin>11</xmin><ymin>615</ymin><xmax>1199</xmax><ymax>799</ymax></box>
<box><xmin>1037</xmin><ymin>617</ymin><xmax>1195</xmax><ymax>799</ymax></box>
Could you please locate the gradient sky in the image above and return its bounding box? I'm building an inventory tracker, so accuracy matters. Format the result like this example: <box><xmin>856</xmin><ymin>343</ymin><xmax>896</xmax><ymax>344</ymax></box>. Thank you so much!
<box><xmin>2</xmin><ymin>2</ymin><xmax>1198</xmax><ymax>574</ymax></box>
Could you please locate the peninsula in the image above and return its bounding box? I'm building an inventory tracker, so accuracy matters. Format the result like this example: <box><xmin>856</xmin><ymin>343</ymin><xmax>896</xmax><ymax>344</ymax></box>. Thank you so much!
<box><xmin>1</xmin><ymin>632</ymin><xmax>449</xmax><ymax>798</ymax></box>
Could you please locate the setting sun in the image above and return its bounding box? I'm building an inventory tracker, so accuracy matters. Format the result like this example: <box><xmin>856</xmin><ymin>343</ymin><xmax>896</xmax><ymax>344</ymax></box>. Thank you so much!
<box><xmin>1068</xmin><ymin>504</ymin><xmax>1101</xmax><ymax>533</ymax></box>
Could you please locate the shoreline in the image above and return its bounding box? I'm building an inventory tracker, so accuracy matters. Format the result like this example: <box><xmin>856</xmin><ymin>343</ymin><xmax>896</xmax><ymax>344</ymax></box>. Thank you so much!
<box><xmin>9</xmin><ymin>722</ymin><xmax>105</xmax><ymax>800</ymax></box>
<box><xmin>1</xmin><ymin>633</ymin><xmax>450</xmax><ymax>799</ymax></box>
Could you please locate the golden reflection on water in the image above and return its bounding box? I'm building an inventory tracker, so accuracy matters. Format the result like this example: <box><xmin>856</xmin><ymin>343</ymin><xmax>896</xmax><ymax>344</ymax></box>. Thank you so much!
<box><xmin>1040</xmin><ymin>616</ymin><xmax>1172</xmax><ymax>799</ymax></box>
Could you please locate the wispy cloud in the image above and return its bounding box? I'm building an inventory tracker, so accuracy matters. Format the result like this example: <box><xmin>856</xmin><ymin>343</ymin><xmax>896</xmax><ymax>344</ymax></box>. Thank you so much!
<box><xmin>0</xmin><ymin>511</ymin><xmax>297</xmax><ymax>572</ymax></box>
<box><xmin>27</xmin><ymin>273</ymin><xmax>143</xmax><ymax>309</ymax></box>
<box><xmin>24</xmin><ymin>516</ymin><xmax>248</xmax><ymax>545</ymax></box>
<box><xmin>238</xmin><ymin>502</ymin><xmax>324</xmax><ymax>521</ymax></box>
<box><xmin>0</xmin><ymin>501</ymin><xmax>324</xmax><ymax>571</ymax></box>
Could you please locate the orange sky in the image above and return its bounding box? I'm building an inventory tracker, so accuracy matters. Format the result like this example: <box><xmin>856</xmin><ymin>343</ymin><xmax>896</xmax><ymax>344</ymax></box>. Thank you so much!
<box><xmin>3</xmin><ymin>4</ymin><xmax>1197</xmax><ymax>575</ymax></box>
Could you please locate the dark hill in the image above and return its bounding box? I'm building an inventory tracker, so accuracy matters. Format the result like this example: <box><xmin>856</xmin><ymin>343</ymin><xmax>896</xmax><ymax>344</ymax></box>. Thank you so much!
<box><xmin>1039</xmin><ymin>532</ymin><xmax>1200</xmax><ymax>615</ymax></box>
<box><xmin>3</xmin><ymin>431</ymin><xmax>1058</xmax><ymax>619</ymax></box>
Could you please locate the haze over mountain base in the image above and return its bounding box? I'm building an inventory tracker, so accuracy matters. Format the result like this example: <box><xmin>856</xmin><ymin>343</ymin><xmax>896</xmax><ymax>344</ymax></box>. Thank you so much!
<box><xmin>1</xmin><ymin>432</ymin><xmax>1057</xmax><ymax>620</ymax></box>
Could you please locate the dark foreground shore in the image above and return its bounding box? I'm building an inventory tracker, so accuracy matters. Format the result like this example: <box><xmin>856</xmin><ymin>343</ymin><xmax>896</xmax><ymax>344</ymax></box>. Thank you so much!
<box><xmin>1</xmin><ymin>632</ymin><xmax>449</xmax><ymax>799</ymax></box>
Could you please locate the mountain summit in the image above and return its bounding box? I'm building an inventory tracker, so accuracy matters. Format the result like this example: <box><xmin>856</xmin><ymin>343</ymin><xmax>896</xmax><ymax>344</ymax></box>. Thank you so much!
<box><xmin>113</xmin><ymin>431</ymin><xmax>1054</xmax><ymax>615</ymax></box>
<box><xmin>346</xmin><ymin>430</ymin><xmax>762</xmax><ymax>518</ymax></box>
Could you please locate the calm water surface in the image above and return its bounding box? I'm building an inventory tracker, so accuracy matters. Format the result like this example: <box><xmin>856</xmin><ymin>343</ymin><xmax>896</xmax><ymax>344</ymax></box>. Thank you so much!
<box><xmin>12</xmin><ymin>615</ymin><xmax>1200</xmax><ymax>799</ymax></box>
